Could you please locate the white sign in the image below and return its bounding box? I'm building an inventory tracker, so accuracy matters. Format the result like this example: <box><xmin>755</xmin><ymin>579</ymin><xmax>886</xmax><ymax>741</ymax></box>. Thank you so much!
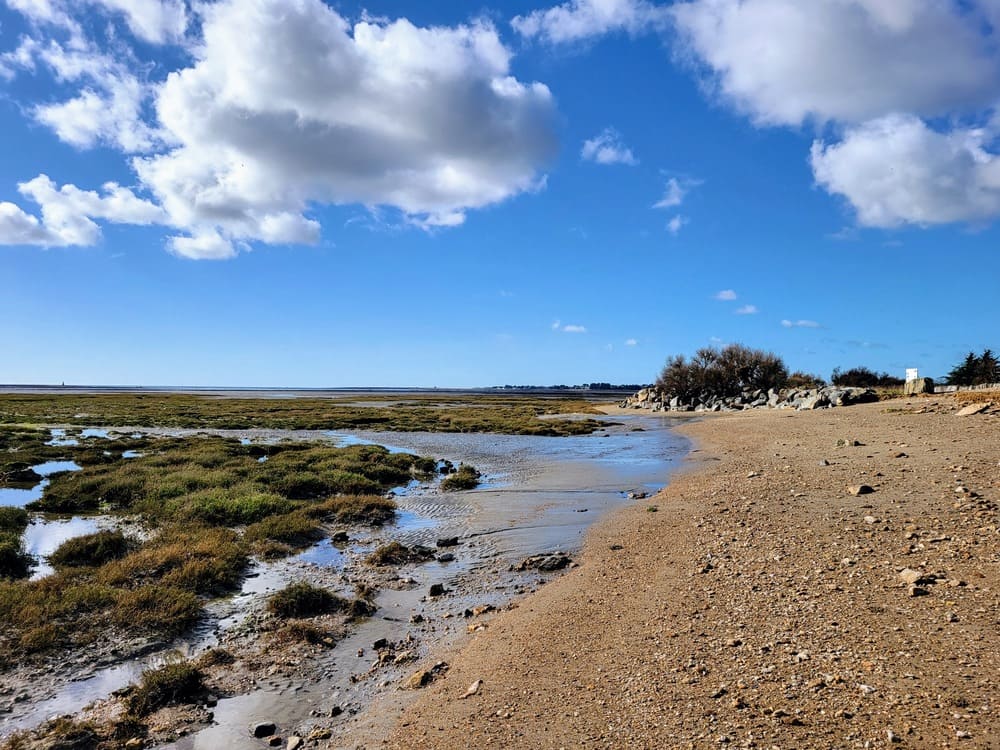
<box><xmin>905</xmin><ymin>368</ymin><xmax>919</xmax><ymax>382</ymax></box>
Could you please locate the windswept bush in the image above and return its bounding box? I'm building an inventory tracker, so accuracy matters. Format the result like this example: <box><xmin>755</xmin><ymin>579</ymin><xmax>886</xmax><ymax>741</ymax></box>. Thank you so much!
<box><xmin>656</xmin><ymin>344</ymin><xmax>789</xmax><ymax>402</ymax></box>
<box><xmin>830</xmin><ymin>367</ymin><xmax>904</xmax><ymax>388</ymax></box>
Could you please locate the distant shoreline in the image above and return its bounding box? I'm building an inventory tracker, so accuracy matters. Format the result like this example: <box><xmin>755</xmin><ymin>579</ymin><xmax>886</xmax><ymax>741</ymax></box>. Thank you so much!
<box><xmin>0</xmin><ymin>385</ymin><xmax>636</xmax><ymax>399</ymax></box>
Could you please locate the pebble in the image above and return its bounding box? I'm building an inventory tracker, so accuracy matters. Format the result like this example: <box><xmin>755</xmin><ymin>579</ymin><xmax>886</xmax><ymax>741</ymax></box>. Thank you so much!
<box><xmin>847</xmin><ymin>484</ymin><xmax>874</xmax><ymax>496</ymax></box>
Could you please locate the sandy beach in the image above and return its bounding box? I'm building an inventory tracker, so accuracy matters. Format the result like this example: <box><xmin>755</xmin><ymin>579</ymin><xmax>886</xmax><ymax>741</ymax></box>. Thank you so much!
<box><xmin>389</xmin><ymin>396</ymin><xmax>999</xmax><ymax>748</ymax></box>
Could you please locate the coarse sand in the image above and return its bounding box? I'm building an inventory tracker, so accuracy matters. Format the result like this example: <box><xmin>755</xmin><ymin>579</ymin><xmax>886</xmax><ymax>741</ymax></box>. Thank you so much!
<box><xmin>388</xmin><ymin>396</ymin><xmax>999</xmax><ymax>749</ymax></box>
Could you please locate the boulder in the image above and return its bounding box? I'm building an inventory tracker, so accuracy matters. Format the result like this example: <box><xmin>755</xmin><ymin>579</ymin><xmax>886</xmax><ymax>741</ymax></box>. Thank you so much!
<box><xmin>904</xmin><ymin>377</ymin><xmax>934</xmax><ymax>396</ymax></box>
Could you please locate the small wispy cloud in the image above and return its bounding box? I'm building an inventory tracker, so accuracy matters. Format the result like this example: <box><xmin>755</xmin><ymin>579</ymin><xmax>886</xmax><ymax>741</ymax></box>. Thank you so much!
<box><xmin>714</xmin><ymin>289</ymin><xmax>737</xmax><ymax>301</ymax></box>
<box><xmin>581</xmin><ymin>128</ymin><xmax>638</xmax><ymax>166</ymax></box>
<box><xmin>552</xmin><ymin>320</ymin><xmax>587</xmax><ymax>333</ymax></box>
<box><xmin>781</xmin><ymin>319</ymin><xmax>821</xmax><ymax>328</ymax></box>
<box><xmin>624</xmin><ymin>338</ymin><xmax>638</xmax><ymax>346</ymax></box>
<box><xmin>735</xmin><ymin>305</ymin><xmax>759</xmax><ymax>315</ymax></box>
<box><xmin>653</xmin><ymin>177</ymin><xmax>687</xmax><ymax>209</ymax></box>
<box><xmin>666</xmin><ymin>215</ymin><xmax>687</xmax><ymax>235</ymax></box>
<box><xmin>499</xmin><ymin>289</ymin><xmax>515</xmax><ymax>298</ymax></box>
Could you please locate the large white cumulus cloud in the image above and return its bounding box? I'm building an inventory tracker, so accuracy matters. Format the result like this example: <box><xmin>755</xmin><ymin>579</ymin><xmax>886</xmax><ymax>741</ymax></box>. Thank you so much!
<box><xmin>670</xmin><ymin>0</ymin><xmax>1000</xmax><ymax>126</ymax></box>
<box><xmin>669</xmin><ymin>0</ymin><xmax>1000</xmax><ymax>228</ymax></box>
<box><xmin>0</xmin><ymin>0</ymin><xmax>557</xmax><ymax>258</ymax></box>
<box><xmin>811</xmin><ymin>115</ymin><xmax>1000</xmax><ymax>227</ymax></box>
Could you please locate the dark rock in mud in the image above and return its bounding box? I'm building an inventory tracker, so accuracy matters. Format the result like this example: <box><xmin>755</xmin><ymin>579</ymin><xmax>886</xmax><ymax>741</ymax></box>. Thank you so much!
<box><xmin>428</xmin><ymin>583</ymin><xmax>447</xmax><ymax>597</ymax></box>
<box><xmin>436</xmin><ymin>537</ymin><xmax>459</xmax><ymax>548</ymax></box>
<box><xmin>251</xmin><ymin>721</ymin><xmax>276</xmax><ymax>738</ymax></box>
<box><xmin>513</xmin><ymin>553</ymin><xmax>573</xmax><ymax>572</ymax></box>
<box><xmin>436</xmin><ymin>552</ymin><xmax>455</xmax><ymax>563</ymax></box>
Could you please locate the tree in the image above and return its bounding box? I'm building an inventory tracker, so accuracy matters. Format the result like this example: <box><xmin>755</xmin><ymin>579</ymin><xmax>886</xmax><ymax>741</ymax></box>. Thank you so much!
<box><xmin>946</xmin><ymin>352</ymin><xmax>979</xmax><ymax>386</ymax></box>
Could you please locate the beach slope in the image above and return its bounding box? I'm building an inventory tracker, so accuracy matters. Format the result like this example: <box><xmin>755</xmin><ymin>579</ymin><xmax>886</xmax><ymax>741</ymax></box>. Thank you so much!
<box><xmin>389</xmin><ymin>397</ymin><xmax>999</xmax><ymax>748</ymax></box>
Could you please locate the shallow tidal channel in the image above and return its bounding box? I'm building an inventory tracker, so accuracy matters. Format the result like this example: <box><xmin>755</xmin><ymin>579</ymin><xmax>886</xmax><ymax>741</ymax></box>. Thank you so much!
<box><xmin>2</xmin><ymin>413</ymin><xmax>689</xmax><ymax>746</ymax></box>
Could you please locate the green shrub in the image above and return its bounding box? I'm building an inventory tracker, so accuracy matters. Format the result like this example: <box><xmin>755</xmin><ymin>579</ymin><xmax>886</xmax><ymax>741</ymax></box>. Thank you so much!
<box><xmin>174</xmin><ymin>487</ymin><xmax>293</xmax><ymax>526</ymax></box>
<box><xmin>440</xmin><ymin>464</ymin><xmax>481</xmax><ymax>491</ymax></box>
<box><xmin>267</xmin><ymin>582</ymin><xmax>349</xmax><ymax>618</ymax></box>
<box><xmin>126</xmin><ymin>661</ymin><xmax>205</xmax><ymax>717</ymax></box>
<box><xmin>49</xmin><ymin>530</ymin><xmax>130</xmax><ymax>569</ymax></box>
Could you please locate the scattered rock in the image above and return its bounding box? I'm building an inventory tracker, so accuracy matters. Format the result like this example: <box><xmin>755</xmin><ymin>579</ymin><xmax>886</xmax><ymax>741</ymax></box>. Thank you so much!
<box><xmin>847</xmin><ymin>484</ymin><xmax>874</xmax><ymax>496</ymax></box>
<box><xmin>252</xmin><ymin>722</ymin><xmax>277</xmax><ymax>739</ymax></box>
<box><xmin>436</xmin><ymin>537</ymin><xmax>459</xmax><ymax>548</ymax></box>
<box><xmin>429</xmin><ymin>583</ymin><xmax>447</xmax><ymax>597</ymax></box>
<box><xmin>436</xmin><ymin>553</ymin><xmax>455</xmax><ymax>563</ymax></box>
<box><xmin>287</xmin><ymin>737</ymin><xmax>304</xmax><ymax>750</ymax></box>
<box><xmin>956</xmin><ymin>403</ymin><xmax>990</xmax><ymax>417</ymax></box>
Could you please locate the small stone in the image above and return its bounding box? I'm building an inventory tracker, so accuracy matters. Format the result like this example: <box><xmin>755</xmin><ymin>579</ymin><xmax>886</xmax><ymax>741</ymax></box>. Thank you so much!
<box><xmin>124</xmin><ymin>740</ymin><xmax>143</xmax><ymax>749</ymax></box>
<box><xmin>887</xmin><ymin>729</ymin><xmax>900</xmax><ymax>743</ymax></box>
<box><xmin>330</xmin><ymin>706</ymin><xmax>343</xmax><ymax>717</ymax></box>
<box><xmin>710</xmin><ymin>685</ymin><xmax>728</xmax><ymax>699</ymax></box>
<box><xmin>461</xmin><ymin>679</ymin><xmax>482</xmax><ymax>699</ymax></box>
<box><xmin>268</xmin><ymin>737</ymin><xmax>283</xmax><ymax>747</ymax></box>
<box><xmin>818</xmin><ymin>459</ymin><xmax>830</xmax><ymax>466</ymax></box>
<box><xmin>308</xmin><ymin>729</ymin><xmax>333</xmax><ymax>741</ymax></box>
<box><xmin>908</xmin><ymin>585</ymin><xmax>929</xmax><ymax>597</ymax></box>
<box><xmin>409</xmin><ymin>613</ymin><xmax>424</xmax><ymax>624</ymax></box>
<box><xmin>406</xmin><ymin>670</ymin><xmax>432</xmax><ymax>689</ymax></box>
<box><xmin>956</xmin><ymin>730</ymin><xmax>972</xmax><ymax>739</ymax></box>
<box><xmin>287</xmin><ymin>737</ymin><xmax>304</xmax><ymax>750</ymax></box>
<box><xmin>436</xmin><ymin>553</ymin><xmax>455</xmax><ymax>563</ymax></box>
<box><xmin>837</xmin><ymin>438</ymin><xmax>860</xmax><ymax>447</ymax></box>
<box><xmin>252</xmin><ymin>722</ymin><xmax>277</xmax><ymax>739</ymax></box>
<box><xmin>725</xmin><ymin>638</ymin><xmax>742</xmax><ymax>647</ymax></box>
<box><xmin>864</xmin><ymin>515</ymin><xmax>877</xmax><ymax>524</ymax></box>
<box><xmin>373</xmin><ymin>638</ymin><xmax>388</xmax><ymax>651</ymax></box>
<box><xmin>429</xmin><ymin>583</ymin><xmax>446</xmax><ymax>597</ymax></box>
<box><xmin>746</xmin><ymin>471</ymin><xmax>759</xmax><ymax>478</ymax></box>
<box><xmin>436</xmin><ymin>537</ymin><xmax>459</xmax><ymax>548</ymax></box>
<box><xmin>946</xmin><ymin>611</ymin><xmax>959</xmax><ymax>622</ymax></box>
<box><xmin>847</xmin><ymin>484</ymin><xmax>874</xmax><ymax>496</ymax></box>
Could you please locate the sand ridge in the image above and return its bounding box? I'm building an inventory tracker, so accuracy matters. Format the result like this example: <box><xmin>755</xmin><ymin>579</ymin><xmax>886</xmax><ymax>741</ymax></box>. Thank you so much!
<box><xmin>388</xmin><ymin>397</ymin><xmax>999</xmax><ymax>749</ymax></box>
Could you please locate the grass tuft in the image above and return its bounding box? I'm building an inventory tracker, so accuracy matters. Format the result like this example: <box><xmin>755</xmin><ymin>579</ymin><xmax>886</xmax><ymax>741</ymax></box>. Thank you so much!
<box><xmin>125</xmin><ymin>661</ymin><xmax>206</xmax><ymax>717</ymax></box>
<box><xmin>440</xmin><ymin>464</ymin><xmax>481</xmax><ymax>491</ymax></box>
<box><xmin>49</xmin><ymin>530</ymin><xmax>131</xmax><ymax>569</ymax></box>
<box><xmin>267</xmin><ymin>581</ymin><xmax>349</xmax><ymax>618</ymax></box>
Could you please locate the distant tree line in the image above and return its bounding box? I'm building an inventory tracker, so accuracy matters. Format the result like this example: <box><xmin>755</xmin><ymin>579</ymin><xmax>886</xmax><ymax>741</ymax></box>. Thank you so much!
<box><xmin>946</xmin><ymin>350</ymin><xmax>999</xmax><ymax>386</ymax></box>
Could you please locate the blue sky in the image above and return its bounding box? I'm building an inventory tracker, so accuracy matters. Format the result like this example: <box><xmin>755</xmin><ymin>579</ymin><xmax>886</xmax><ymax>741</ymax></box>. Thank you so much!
<box><xmin>1</xmin><ymin>0</ymin><xmax>998</xmax><ymax>387</ymax></box>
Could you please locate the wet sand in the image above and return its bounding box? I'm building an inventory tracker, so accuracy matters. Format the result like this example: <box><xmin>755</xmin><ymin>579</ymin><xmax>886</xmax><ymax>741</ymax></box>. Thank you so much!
<box><xmin>389</xmin><ymin>396</ymin><xmax>1000</xmax><ymax>749</ymax></box>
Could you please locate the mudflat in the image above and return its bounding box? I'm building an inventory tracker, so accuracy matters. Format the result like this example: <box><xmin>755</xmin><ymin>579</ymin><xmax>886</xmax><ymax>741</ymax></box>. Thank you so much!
<box><xmin>390</xmin><ymin>396</ymin><xmax>999</xmax><ymax>748</ymax></box>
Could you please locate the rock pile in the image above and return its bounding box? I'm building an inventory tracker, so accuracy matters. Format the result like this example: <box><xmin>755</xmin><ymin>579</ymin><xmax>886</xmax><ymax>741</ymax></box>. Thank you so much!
<box><xmin>621</xmin><ymin>384</ymin><xmax>878</xmax><ymax>413</ymax></box>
